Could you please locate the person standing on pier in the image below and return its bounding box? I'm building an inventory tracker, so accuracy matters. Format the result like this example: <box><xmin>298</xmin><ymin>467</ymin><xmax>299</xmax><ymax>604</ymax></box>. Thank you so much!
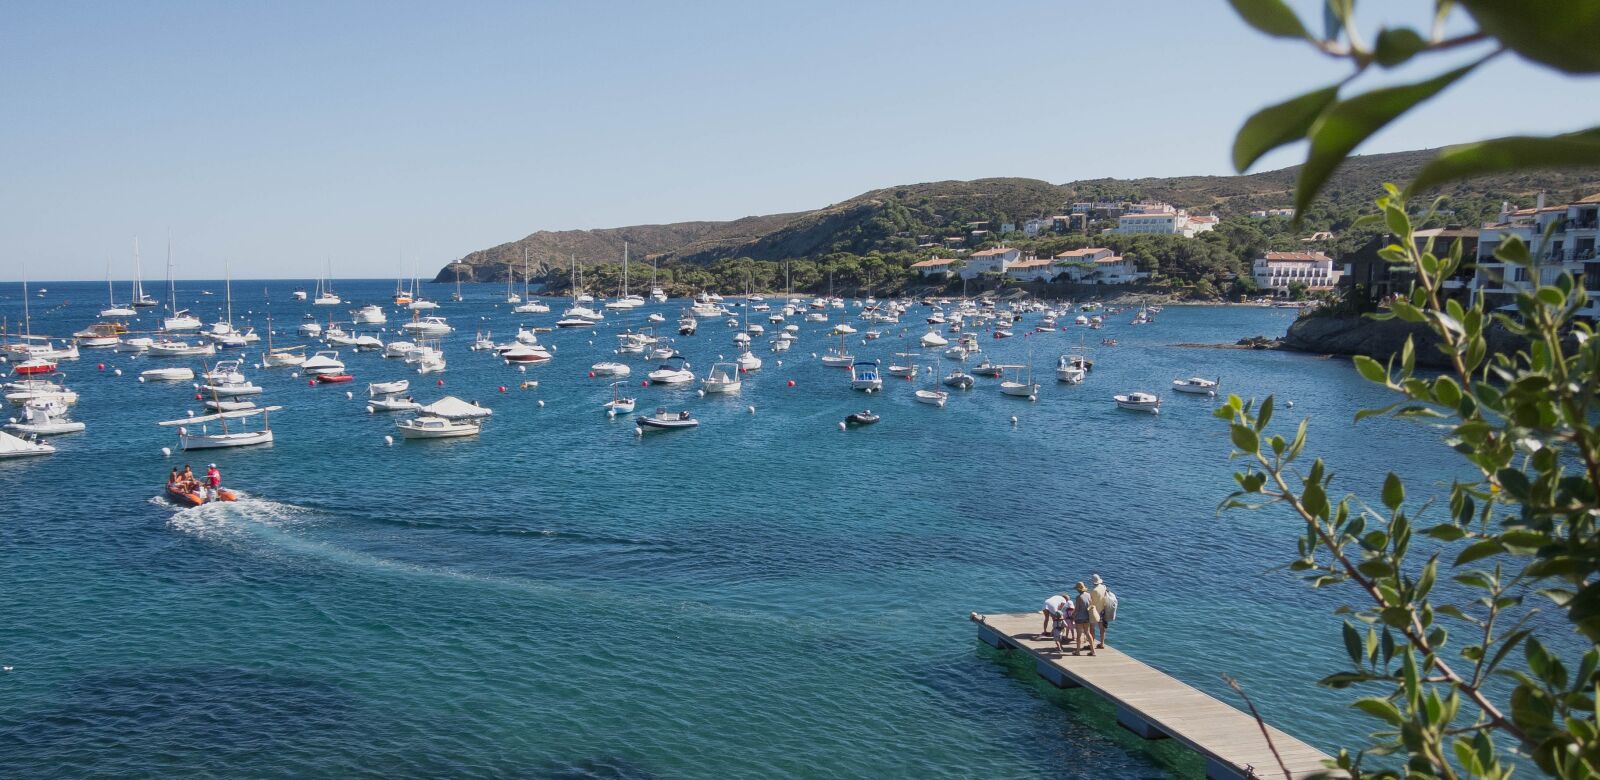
<box><xmin>1041</xmin><ymin>592</ymin><xmax>1068</xmax><ymax>637</ymax></box>
<box><xmin>1089</xmin><ymin>574</ymin><xmax>1114</xmax><ymax>649</ymax></box>
<box><xmin>1071</xmin><ymin>582</ymin><xmax>1097</xmax><ymax>656</ymax></box>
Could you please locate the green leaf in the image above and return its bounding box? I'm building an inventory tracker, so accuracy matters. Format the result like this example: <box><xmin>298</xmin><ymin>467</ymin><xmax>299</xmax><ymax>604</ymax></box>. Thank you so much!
<box><xmin>1459</xmin><ymin>0</ymin><xmax>1600</xmax><ymax>73</ymax></box>
<box><xmin>1426</xmin><ymin>524</ymin><xmax>1466</xmax><ymax>542</ymax></box>
<box><xmin>1409</xmin><ymin>129</ymin><xmax>1600</xmax><ymax>196</ymax></box>
<box><xmin>1352</xmin><ymin>354</ymin><xmax>1388</xmax><ymax>383</ymax></box>
<box><xmin>1455</xmin><ymin>538</ymin><xmax>1504</xmax><ymax>566</ymax></box>
<box><xmin>1256</xmin><ymin>395</ymin><xmax>1275</xmax><ymax>432</ymax></box>
<box><xmin>1353</xmin><ymin>696</ymin><xmax>1406</xmax><ymax>726</ymax></box>
<box><xmin>1230</xmin><ymin>424</ymin><xmax>1260</xmax><ymax>454</ymax></box>
<box><xmin>1227</xmin><ymin>0</ymin><xmax>1310</xmax><ymax>39</ymax></box>
<box><xmin>1295</xmin><ymin>65</ymin><xmax>1476</xmax><ymax>215</ymax></box>
<box><xmin>1343</xmin><ymin>621</ymin><xmax>1363</xmax><ymax>667</ymax></box>
<box><xmin>1373</xmin><ymin>27</ymin><xmax>1427</xmax><ymax>68</ymax></box>
<box><xmin>1232</xmin><ymin>85</ymin><xmax>1339</xmax><ymax>173</ymax></box>
<box><xmin>1382</xmin><ymin>472</ymin><xmax>1405</xmax><ymax>510</ymax></box>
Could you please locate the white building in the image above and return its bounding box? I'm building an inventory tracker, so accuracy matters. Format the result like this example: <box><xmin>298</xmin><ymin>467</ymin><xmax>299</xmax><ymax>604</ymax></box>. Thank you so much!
<box><xmin>1472</xmin><ymin>193</ymin><xmax>1600</xmax><ymax>315</ymax></box>
<box><xmin>1252</xmin><ymin>251</ymin><xmax>1342</xmax><ymax>294</ymax></box>
<box><xmin>1249</xmin><ymin>208</ymin><xmax>1295</xmax><ymax>219</ymax></box>
<box><xmin>910</xmin><ymin>257</ymin><xmax>958</xmax><ymax>278</ymax></box>
<box><xmin>960</xmin><ymin>246</ymin><xmax>1021</xmax><ymax>279</ymax></box>
<box><xmin>1054</xmin><ymin>248</ymin><xmax>1146</xmax><ymax>284</ymax></box>
<box><xmin>1115</xmin><ymin>208</ymin><xmax>1218</xmax><ymax>238</ymax></box>
<box><xmin>1022</xmin><ymin>218</ymin><xmax>1047</xmax><ymax>236</ymax></box>
<box><xmin>1004</xmin><ymin>256</ymin><xmax>1058</xmax><ymax>282</ymax></box>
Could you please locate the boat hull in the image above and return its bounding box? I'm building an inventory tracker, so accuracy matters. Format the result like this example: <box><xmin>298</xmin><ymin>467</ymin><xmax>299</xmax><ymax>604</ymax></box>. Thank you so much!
<box><xmin>180</xmin><ymin>430</ymin><xmax>275</xmax><ymax>449</ymax></box>
<box><xmin>166</xmin><ymin>486</ymin><xmax>239</xmax><ymax>506</ymax></box>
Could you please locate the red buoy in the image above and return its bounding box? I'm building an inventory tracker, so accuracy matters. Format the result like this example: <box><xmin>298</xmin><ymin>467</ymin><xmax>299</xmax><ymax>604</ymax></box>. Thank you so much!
<box><xmin>97</xmin><ymin>363</ymin><xmax>105</xmax><ymax>370</ymax></box>
<box><xmin>787</xmin><ymin>379</ymin><xmax>795</xmax><ymax>387</ymax></box>
<box><xmin>588</xmin><ymin>371</ymin><xmax>595</xmax><ymax>378</ymax></box>
<box><xmin>499</xmin><ymin>385</ymin><xmax>507</xmax><ymax>393</ymax></box>
<box><xmin>194</xmin><ymin>393</ymin><xmax>202</xmax><ymax>400</ymax></box>
<box><xmin>308</xmin><ymin>380</ymin><xmax>315</xmax><ymax>386</ymax></box>
<box><xmin>641</xmin><ymin>380</ymin><xmax>648</xmax><ymax>387</ymax></box>
<box><xmin>437</xmin><ymin>379</ymin><xmax>445</xmax><ymax>386</ymax></box>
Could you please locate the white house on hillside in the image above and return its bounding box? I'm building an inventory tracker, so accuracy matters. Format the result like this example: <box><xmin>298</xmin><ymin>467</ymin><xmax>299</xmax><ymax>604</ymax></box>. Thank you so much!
<box><xmin>960</xmin><ymin>246</ymin><xmax>1021</xmax><ymax>279</ymax></box>
<box><xmin>1115</xmin><ymin>208</ymin><xmax>1218</xmax><ymax>238</ymax></box>
<box><xmin>1252</xmin><ymin>251</ymin><xmax>1342</xmax><ymax>294</ymax></box>
<box><xmin>910</xmin><ymin>257</ymin><xmax>957</xmax><ymax>278</ymax></box>
<box><xmin>1472</xmin><ymin>193</ymin><xmax>1600</xmax><ymax>315</ymax></box>
<box><xmin>1055</xmin><ymin>248</ymin><xmax>1146</xmax><ymax>284</ymax></box>
<box><xmin>1004</xmin><ymin>256</ymin><xmax>1058</xmax><ymax>282</ymax></box>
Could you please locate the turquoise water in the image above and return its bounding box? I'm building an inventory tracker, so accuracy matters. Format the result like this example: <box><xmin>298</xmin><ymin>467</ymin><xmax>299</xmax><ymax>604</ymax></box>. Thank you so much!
<box><xmin>0</xmin><ymin>280</ymin><xmax>1464</xmax><ymax>778</ymax></box>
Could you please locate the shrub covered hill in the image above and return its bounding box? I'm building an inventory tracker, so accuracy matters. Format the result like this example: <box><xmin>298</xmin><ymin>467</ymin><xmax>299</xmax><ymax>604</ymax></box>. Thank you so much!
<box><xmin>435</xmin><ymin>147</ymin><xmax>1600</xmax><ymax>299</ymax></box>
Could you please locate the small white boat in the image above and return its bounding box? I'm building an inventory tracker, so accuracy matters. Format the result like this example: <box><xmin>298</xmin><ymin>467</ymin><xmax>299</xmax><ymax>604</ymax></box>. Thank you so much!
<box><xmin>999</xmin><ymin>365</ymin><xmax>1038</xmax><ymax>398</ymax></box>
<box><xmin>353</xmin><ymin>334</ymin><xmax>384</xmax><ymax>351</ymax></box>
<box><xmin>408</xmin><ymin>298</ymin><xmax>439</xmax><ymax>310</ymax></box>
<box><xmin>203</xmin><ymin>398</ymin><xmax>257</xmax><ymax>412</ymax></box>
<box><xmin>944</xmin><ymin>345</ymin><xmax>969</xmax><ymax>361</ymax></box>
<box><xmin>141</xmin><ymin>367</ymin><xmax>195</xmax><ymax>382</ymax></box>
<box><xmin>301</xmin><ymin>350</ymin><xmax>346</xmax><ymax>375</ymax></box>
<box><xmin>603</xmin><ymin>381</ymin><xmax>636</xmax><ymax>415</ymax></box>
<box><xmin>637</xmin><ymin>407</ymin><xmax>698</xmax><ymax>431</ymax></box>
<box><xmin>648</xmin><ymin>356</ymin><xmax>694</xmax><ymax>385</ymax></box>
<box><xmin>368</xmin><ymin>395</ymin><xmax>422</xmax><ymax>413</ymax></box>
<box><xmin>920</xmin><ymin>330</ymin><xmax>948</xmax><ymax>348</ymax></box>
<box><xmin>383</xmin><ymin>341</ymin><xmax>416</xmax><ymax>359</ymax></box>
<box><xmin>74</xmin><ymin>322</ymin><xmax>126</xmax><ymax>348</ymax></box>
<box><xmin>1172</xmin><ymin>377</ymin><xmax>1220</xmax><ymax>396</ymax></box>
<box><xmin>4</xmin><ymin>399</ymin><xmax>85</xmax><ymax>435</ymax></box>
<box><xmin>199</xmin><ymin>381</ymin><xmax>263</xmax><ymax>398</ymax></box>
<box><xmin>735</xmin><ymin>350</ymin><xmax>762</xmax><ymax>372</ymax></box>
<box><xmin>163</xmin><ymin>310</ymin><xmax>203</xmax><ymax>331</ymax></box>
<box><xmin>147</xmin><ymin>339</ymin><xmax>215</xmax><ymax>357</ymax></box>
<box><xmin>263</xmin><ymin>347</ymin><xmax>306</xmax><ymax>367</ymax></box>
<box><xmin>850</xmin><ymin>360</ymin><xmax>882</xmax><ymax>392</ymax></box>
<box><xmin>647</xmin><ymin>312</ymin><xmax>665</xmax><ymax>323</ymax></box>
<box><xmin>887</xmin><ymin>353</ymin><xmax>919</xmax><ymax>379</ymax></box>
<box><xmin>401</xmin><ymin>316</ymin><xmax>453</xmax><ymax>336</ymax></box>
<box><xmin>942</xmin><ymin>370</ymin><xmax>974</xmax><ymax>390</ymax></box>
<box><xmin>501</xmin><ymin>344</ymin><xmax>552</xmax><ymax>364</ymax></box>
<box><xmin>700</xmin><ymin>362</ymin><xmax>742</xmax><ymax>394</ymax></box>
<box><xmin>592</xmin><ymin>361</ymin><xmax>631</xmax><ymax>377</ymax></box>
<box><xmin>832</xmin><ymin>323</ymin><xmax>857</xmax><ymax>335</ymax></box>
<box><xmin>914</xmin><ymin>388</ymin><xmax>948</xmax><ymax>407</ymax></box>
<box><xmin>1115</xmin><ymin>392</ymin><xmax>1162</xmax><ymax>413</ymax></box>
<box><xmin>0</xmin><ymin>429</ymin><xmax>54</xmax><ymax>458</ymax></box>
<box><xmin>352</xmin><ymin>304</ymin><xmax>387</xmax><ymax>324</ymax></box>
<box><xmin>418</xmin><ymin>395</ymin><xmax>492</xmax><ymax>420</ymax></box>
<box><xmin>556</xmin><ymin>316</ymin><xmax>597</xmax><ymax>329</ymax></box>
<box><xmin>396</xmin><ymin>415</ymin><xmax>480</xmax><ymax>439</ymax></box>
<box><xmin>513</xmin><ymin>299</ymin><xmax>550</xmax><ymax>314</ymax></box>
<box><xmin>1056</xmin><ymin>355</ymin><xmax>1086</xmax><ymax>384</ymax></box>
<box><xmin>116</xmin><ymin>337</ymin><xmax>154</xmax><ymax>353</ymax></box>
<box><xmin>157</xmin><ymin>405</ymin><xmax>281</xmax><ymax>450</ymax></box>
<box><xmin>369</xmin><ymin>379</ymin><xmax>410</xmax><ymax>396</ymax></box>
<box><xmin>298</xmin><ymin>321</ymin><xmax>323</xmax><ymax>337</ymax></box>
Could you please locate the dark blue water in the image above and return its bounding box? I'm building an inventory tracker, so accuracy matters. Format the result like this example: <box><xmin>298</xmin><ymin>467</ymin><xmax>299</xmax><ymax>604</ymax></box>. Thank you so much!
<box><xmin>0</xmin><ymin>280</ymin><xmax>1464</xmax><ymax>778</ymax></box>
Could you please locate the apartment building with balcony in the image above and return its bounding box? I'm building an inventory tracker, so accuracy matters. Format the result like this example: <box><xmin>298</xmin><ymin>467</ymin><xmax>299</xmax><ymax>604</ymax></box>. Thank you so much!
<box><xmin>1472</xmin><ymin>193</ymin><xmax>1600</xmax><ymax>315</ymax></box>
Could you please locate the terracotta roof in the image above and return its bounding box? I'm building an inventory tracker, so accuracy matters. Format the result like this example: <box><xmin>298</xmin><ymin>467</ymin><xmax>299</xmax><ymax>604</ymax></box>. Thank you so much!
<box><xmin>1578</xmin><ymin>193</ymin><xmax>1600</xmax><ymax>204</ymax></box>
<box><xmin>1260</xmin><ymin>251</ymin><xmax>1332</xmax><ymax>263</ymax></box>
<box><xmin>910</xmin><ymin>258</ymin><xmax>957</xmax><ymax>268</ymax></box>
<box><xmin>1054</xmin><ymin>247</ymin><xmax>1111</xmax><ymax>258</ymax></box>
<box><xmin>1007</xmin><ymin>258</ymin><xmax>1054</xmax><ymax>269</ymax></box>
<box><xmin>970</xmin><ymin>247</ymin><xmax>1017</xmax><ymax>257</ymax></box>
<box><xmin>1094</xmin><ymin>255</ymin><xmax>1128</xmax><ymax>264</ymax></box>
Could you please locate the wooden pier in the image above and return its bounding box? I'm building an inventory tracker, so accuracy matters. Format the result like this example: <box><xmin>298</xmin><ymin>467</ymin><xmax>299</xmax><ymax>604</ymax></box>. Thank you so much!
<box><xmin>971</xmin><ymin>611</ymin><xmax>1336</xmax><ymax>780</ymax></box>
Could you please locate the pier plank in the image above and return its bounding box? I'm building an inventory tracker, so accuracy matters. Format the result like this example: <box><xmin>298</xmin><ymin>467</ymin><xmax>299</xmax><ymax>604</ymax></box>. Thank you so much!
<box><xmin>971</xmin><ymin>611</ymin><xmax>1338</xmax><ymax>780</ymax></box>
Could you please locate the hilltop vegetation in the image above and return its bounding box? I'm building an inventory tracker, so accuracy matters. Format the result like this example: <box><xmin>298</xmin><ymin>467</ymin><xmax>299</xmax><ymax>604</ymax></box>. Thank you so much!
<box><xmin>436</xmin><ymin>147</ymin><xmax>1600</xmax><ymax>299</ymax></box>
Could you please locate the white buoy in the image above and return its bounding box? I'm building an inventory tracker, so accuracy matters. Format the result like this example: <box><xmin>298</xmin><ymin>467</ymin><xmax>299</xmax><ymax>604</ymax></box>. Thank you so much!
<box><xmin>607</xmin><ymin>409</ymin><xmax>616</xmax><ymax>418</ymax></box>
<box><xmin>113</xmin><ymin>369</ymin><xmax>122</xmax><ymax>376</ymax></box>
<box><xmin>384</xmin><ymin>435</ymin><xmax>394</xmax><ymax>446</ymax></box>
<box><xmin>747</xmin><ymin>405</ymin><xmax>756</xmax><ymax>414</ymax></box>
<box><xmin>537</xmin><ymin>400</ymin><xmax>545</xmax><ymax>408</ymax></box>
<box><xmin>292</xmin><ymin>372</ymin><xmax>300</xmax><ymax>379</ymax></box>
<box><xmin>587</xmin><ymin>340</ymin><xmax>593</xmax><ymax>346</ymax></box>
<box><xmin>367</xmin><ymin>406</ymin><xmax>375</xmax><ymax>414</ymax></box>
<box><xmin>635</xmin><ymin>426</ymin><xmax>643</xmax><ymax>436</ymax></box>
<box><xmin>1028</xmin><ymin>395</ymin><xmax>1037</xmax><ymax>402</ymax></box>
<box><xmin>186</xmin><ymin>409</ymin><xmax>196</xmax><ymax>417</ymax></box>
<box><xmin>345</xmin><ymin>391</ymin><xmax>353</xmax><ymax>400</ymax></box>
<box><xmin>1010</xmin><ymin>416</ymin><xmax>1019</xmax><ymax>425</ymax></box>
<box><xmin>138</xmin><ymin>376</ymin><xmax>146</xmax><ymax>383</ymax></box>
<box><xmin>504</xmin><ymin>359</ymin><xmax>510</xmax><ymax>366</ymax></box>
<box><xmin>550</xmin><ymin>345</ymin><xmax>557</xmax><ymax>351</ymax></box>
<box><xmin>838</xmin><ymin>421</ymin><xmax>847</xmax><ymax>431</ymax></box>
<box><xmin>697</xmin><ymin>389</ymin><xmax>705</xmax><ymax>397</ymax></box>
<box><xmin>1286</xmin><ymin>400</ymin><xmax>1295</xmax><ymax>408</ymax></box>
<box><xmin>254</xmin><ymin>363</ymin><xmax>261</xmax><ymax>369</ymax></box>
<box><xmin>518</xmin><ymin>365</ymin><xmax>527</xmax><ymax>373</ymax></box>
<box><xmin>161</xmin><ymin>447</ymin><xmax>171</xmax><ymax>457</ymax></box>
<box><xmin>776</xmin><ymin>360</ymin><xmax>782</xmax><ymax>367</ymax></box>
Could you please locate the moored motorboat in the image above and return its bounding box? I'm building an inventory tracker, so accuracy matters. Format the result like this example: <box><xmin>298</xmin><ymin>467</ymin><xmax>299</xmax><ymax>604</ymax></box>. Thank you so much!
<box><xmin>914</xmin><ymin>389</ymin><xmax>949</xmax><ymax>407</ymax></box>
<box><xmin>700</xmin><ymin>362</ymin><xmax>742</xmax><ymax>395</ymax></box>
<box><xmin>141</xmin><ymin>367</ymin><xmax>195</xmax><ymax>382</ymax></box>
<box><xmin>648</xmin><ymin>355</ymin><xmax>694</xmax><ymax>385</ymax></box>
<box><xmin>850</xmin><ymin>360</ymin><xmax>882</xmax><ymax>392</ymax></box>
<box><xmin>4</xmin><ymin>399</ymin><xmax>85</xmax><ymax>435</ymax></box>
<box><xmin>1114</xmin><ymin>392</ymin><xmax>1162</xmax><ymax>413</ymax></box>
<box><xmin>844</xmin><ymin>409</ymin><xmax>880</xmax><ymax>426</ymax></box>
<box><xmin>367</xmin><ymin>395</ymin><xmax>422</xmax><ymax>412</ymax></box>
<box><xmin>637</xmin><ymin>407</ymin><xmax>699</xmax><ymax>431</ymax></box>
<box><xmin>1056</xmin><ymin>355</ymin><xmax>1086</xmax><ymax>384</ymax></box>
<box><xmin>301</xmin><ymin>350</ymin><xmax>345</xmax><ymax>375</ymax></box>
<box><xmin>942</xmin><ymin>369</ymin><xmax>975</xmax><ymax>389</ymax></box>
<box><xmin>395</xmin><ymin>415</ymin><xmax>480</xmax><ymax>439</ymax></box>
<box><xmin>0</xmin><ymin>429</ymin><xmax>54</xmax><ymax>458</ymax></box>
<box><xmin>315</xmin><ymin>373</ymin><xmax>355</xmax><ymax>384</ymax></box>
<box><xmin>592</xmin><ymin>361</ymin><xmax>631</xmax><ymax>377</ymax></box>
<box><xmin>369</xmin><ymin>379</ymin><xmax>410</xmax><ymax>396</ymax></box>
<box><xmin>1172</xmin><ymin>377</ymin><xmax>1220</xmax><ymax>396</ymax></box>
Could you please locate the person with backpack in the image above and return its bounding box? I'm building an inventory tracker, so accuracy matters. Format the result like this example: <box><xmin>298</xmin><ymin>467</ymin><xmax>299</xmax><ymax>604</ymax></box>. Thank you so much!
<box><xmin>1089</xmin><ymin>573</ymin><xmax>1117</xmax><ymax>649</ymax></box>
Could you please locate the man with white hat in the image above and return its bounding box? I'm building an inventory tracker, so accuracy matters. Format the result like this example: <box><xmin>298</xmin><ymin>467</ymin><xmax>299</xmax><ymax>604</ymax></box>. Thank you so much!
<box><xmin>1089</xmin><ymin>574</ymin><xmax>1115</xmax><ymax>649</ymax></box>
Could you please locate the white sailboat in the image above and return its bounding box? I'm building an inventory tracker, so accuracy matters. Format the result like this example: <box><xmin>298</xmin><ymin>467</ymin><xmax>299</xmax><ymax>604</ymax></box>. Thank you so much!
<box><xmin>157</xmin><ymin>405</ymin><xmax>281</xmax><ymax>450</ymax></box>
<box><xmin>314</xmin><ymin>261</ymin><xmax>342</xmax><ymax>305</ymax></box>
<box><xmin>999</xmin><ymin>364</ymin><xmax>1039</xmax><ymax>398</ymax></box>
<box><xmin>161</xmin><ymin>239</ymin><xmax>201</xmax><ymax>332</ymax></box>
<box><xmin>131</xmin><ymin>238</ymin><xmax>158</xmax><ymax>308</ymax></box>
<box><xmin>604</xmin><ymin>242</ymin><xmax>644</xmax><ymax>309</ymax></box>
<box><xmin>504</xmin><ymin>257</ymin><xmax>521</xmax><ymax>304</ymax></box>
<box><xmin>261</xmin><ymin>316</ymin><xmax>306</xmax><ymax>367</ymax></box>
<box><xmin>513</xmin><ymin>249</ymin><xmax>549</xmax><ymax>313</ymax></box>
<box><xmin>699</xmin><ymin>362</ymin><xmax>742</xmax><ymax>394</ymax></box>
<box><xmin>100</xmin><ymin>254</ymin><xmax>137</xmax><ymax>317</ymax></box>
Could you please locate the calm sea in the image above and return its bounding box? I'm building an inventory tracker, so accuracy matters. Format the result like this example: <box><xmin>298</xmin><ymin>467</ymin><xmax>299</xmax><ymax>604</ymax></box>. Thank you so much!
<box><xmin>0</xmin><ymin>279</ymin><xmax>1464</xmax><ymax>778</ymax></box>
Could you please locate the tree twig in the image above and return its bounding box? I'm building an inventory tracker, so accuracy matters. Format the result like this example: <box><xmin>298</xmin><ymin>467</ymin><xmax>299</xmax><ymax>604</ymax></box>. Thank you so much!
<box><xmin>1223</xmin><ymin>673</ymin><xmax>1295</xmax><ymax>780</ymax></box>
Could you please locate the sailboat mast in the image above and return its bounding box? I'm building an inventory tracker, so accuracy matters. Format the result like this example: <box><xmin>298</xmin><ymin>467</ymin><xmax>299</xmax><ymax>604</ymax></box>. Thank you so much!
<box><xmin>622</xmin><ymin>241</ymin><xmax>629</xmax><ymax>298</ymax></box>
<box><xmin>133</xmin><ymin>237</ymin><xmax>144</xmax><ymax>302</ymax></box>
<box><xmin>166</xmin><ymin>235</ymin><xmax>177</xmax><ymax>316</ymax></box>
<box><xmin>523</xmin><ymin>248</ymin><xmax>530</xmax><ymax>298</ymax></box>
<box><xmin>21</xmin><ymin>262</ymin><xmax>31</xmax><ymax>338</ymax></box>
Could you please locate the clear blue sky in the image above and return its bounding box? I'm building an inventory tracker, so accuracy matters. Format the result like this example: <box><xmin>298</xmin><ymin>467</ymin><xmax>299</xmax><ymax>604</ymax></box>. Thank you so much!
<box><xmin>2</xmin><ymin>0</ymin><xmax>1593</xmax><ymax>280</ymax></box>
